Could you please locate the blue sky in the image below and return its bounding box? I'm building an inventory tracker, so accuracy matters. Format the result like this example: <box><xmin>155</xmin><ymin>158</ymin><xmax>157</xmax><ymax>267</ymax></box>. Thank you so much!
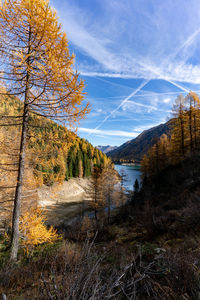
<box><xmin>51</xmin><ymin>0</ymin><xmax>200</xmax><ymax>146</ymax></box>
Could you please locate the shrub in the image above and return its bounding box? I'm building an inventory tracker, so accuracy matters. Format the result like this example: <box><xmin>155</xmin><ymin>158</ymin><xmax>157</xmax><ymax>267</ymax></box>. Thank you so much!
<box><xmin>19</xmin><ymin>207</ymin><xmax>60</xmax><ymax>255</ymax></box>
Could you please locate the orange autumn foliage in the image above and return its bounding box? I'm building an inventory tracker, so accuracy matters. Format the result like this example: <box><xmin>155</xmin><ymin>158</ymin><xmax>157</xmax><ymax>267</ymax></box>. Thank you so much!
<box><xmin>19</xmin><ymin>207</ymin><xmax>59</xmax><ymax>254</ymax></box>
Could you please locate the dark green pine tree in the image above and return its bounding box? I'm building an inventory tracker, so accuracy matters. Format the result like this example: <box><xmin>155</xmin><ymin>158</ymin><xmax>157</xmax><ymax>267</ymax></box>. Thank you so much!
<box><xmin>67</xmin><ymin>148</ymin><xmax>74</xmax><ymax>179</ymax></box>
<box><xmin>65</xmin><ymin>165</ymin><xmax>69</xmax><ymax>181</ymax></box>
<box><xmin>74</xmin><ymin>155</ymin><xmax>79</xmax><ymax>177</ymax></box>
<box><xmin>87</xmin><ymin>145</ymin><xmax>92</xmax><ymax>159</ymax></box>
<box><xmin>83</xmin><ymin>152</ymin><xmax>91</xmax><ymax>177</ymax></box>
<box><xmin>74</xmin><ymin>150</ymin><xmax>83</xmax><ymax>177</ymax></box>
<box><xmin>134</xmin><ymin>179</ymin><xmax>139</xmax><ymax>193</ymax></box>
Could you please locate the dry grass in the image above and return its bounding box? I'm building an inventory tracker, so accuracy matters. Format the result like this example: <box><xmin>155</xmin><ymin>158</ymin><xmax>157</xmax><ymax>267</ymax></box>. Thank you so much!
<box><xmin>1</xmin><ymin>232</ymin><xmax>200</xmax><ymax>300</ymax></box>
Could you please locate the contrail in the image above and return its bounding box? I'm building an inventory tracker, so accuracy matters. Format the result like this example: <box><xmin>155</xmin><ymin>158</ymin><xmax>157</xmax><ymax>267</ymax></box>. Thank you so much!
<box><xmin>125</xmin><ymin>100</ymin><xmax>171</xmax><ymax>113</ymax></box>
<box><xmin>92</xmin><ymin>76</ymin><xmax>135</xmax><ymax>90</ymax></box>
<box><xmin>94</xmin><ymin>89</ymin><xmax>200</xmax><ymax>99</ymax></box>
<box><xmin>89</xmin><ymin>27</ymin><xmax>200</xmax><ymax>135</ymax></box>
<box><xmin>169</xmin><ymin>28</ymin><xmax>200</xmax><ymax>61</ymax></box>
<box><xmin>90</xmin><ymin>76</ymin><xmax>189</xmax><ymax>135</ymax></box>
<box><xmin>89</xmin><ymin>79</ymin><xmax>150</xmax><ymax>134</ymax></box>
<box><xmin>89</xmin><ymin>77</ymin><xmax>188</xmax><ymax>136</ymax></box>
<box><xmin>124</xmin><ymin>100</ymin><xmax>157</xmax><ymax>110</ymax></box>
<box><xmin>164</xmin><ymin>78</ymin><xmax>189</xmax><ymax>93</ymax></box>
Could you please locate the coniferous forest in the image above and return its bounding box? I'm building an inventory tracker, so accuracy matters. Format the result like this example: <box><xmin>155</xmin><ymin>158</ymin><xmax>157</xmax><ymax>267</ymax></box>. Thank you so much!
<box><xmin>0</xmin><ymin>94</ymin><xmax>111</xmax><ymax>186</ymax></box>
<box><xmin>1</xmin><ymin>0</ymin><xmax>200</xmax><ymax>299</ymax></box>
<box><xmin>141</xmin><ymin>92</ymin><xmax>200</xmax><ymax>177</ymax></box>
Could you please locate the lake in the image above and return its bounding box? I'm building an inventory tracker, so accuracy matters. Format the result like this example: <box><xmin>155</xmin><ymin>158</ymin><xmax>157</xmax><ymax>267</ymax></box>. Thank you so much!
<box><xmin>115</xmin><ymin>164</ymin><xmax>142</xmax><ymax>191</ymax></box>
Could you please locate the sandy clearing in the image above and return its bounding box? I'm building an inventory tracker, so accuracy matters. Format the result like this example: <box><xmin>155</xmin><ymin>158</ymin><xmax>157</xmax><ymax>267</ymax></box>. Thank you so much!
<box><xmin>37</xmin><ymin>177</ymin><xmax>92</xmax><ymax>226</ymax></box>
<box><xmin>38</xmin><ymin>177</ymin><xmax>91</xmax><ymax>207</ymax></box>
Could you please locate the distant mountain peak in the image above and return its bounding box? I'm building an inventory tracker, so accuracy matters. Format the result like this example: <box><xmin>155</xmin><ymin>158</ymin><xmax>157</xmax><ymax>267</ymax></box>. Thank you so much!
<box><xmin>96</xmin><ymin>145</ymin><xmax>117</xmax><ymax>154</ymax></box>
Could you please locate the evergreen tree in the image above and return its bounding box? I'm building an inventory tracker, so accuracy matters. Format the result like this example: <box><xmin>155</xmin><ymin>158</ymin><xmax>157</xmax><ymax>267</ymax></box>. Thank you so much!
<box><xmin>134</xmin><ymin>179</ymin><xmax>139</xmax><ymax>193</ymax></box>
<box><xmin>83</xmin><ymin>152</ymin><xmax>91</xmax><ymax>177</ymax></box>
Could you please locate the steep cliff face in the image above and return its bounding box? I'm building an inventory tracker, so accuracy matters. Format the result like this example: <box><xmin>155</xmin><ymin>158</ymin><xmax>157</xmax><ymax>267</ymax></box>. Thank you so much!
<box><xmin>107</xmin><ymin>120</ymin><xmax>172</xmax><ymax>161</ymax></box>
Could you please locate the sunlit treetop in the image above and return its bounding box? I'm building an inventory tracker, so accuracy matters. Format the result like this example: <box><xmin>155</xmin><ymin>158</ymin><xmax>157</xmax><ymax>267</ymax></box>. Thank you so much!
<box><xmin>0</xmin><ymin>0</ymin><xmax>89</xmax><ymax>126</ymax></box>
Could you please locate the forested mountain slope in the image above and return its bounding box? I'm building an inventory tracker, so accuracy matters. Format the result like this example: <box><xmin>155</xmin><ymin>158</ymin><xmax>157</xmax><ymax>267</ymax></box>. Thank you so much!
<box><xmin>0</xmin><ymin>94</ymin><xmax>111</xmax><ymax>186</ymax></box>
<box><xmin>141</xmin><ymin>92</ymin><xmax>200</xmax><ymax>177</ymax></box>
<box><xmin>107</xmin><ymin>120</ymin><xmax>172</xmax><ymax>162</ymax></box>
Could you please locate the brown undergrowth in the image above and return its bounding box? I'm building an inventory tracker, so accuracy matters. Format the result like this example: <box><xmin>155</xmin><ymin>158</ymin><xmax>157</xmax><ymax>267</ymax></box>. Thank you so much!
<box><xmin>1</xmin><ymin>155</ymin><xmax>200</xmax><ymax>299</ymax></box>
<box><xmin>1</xmin><ymin>213</ymin><xmax>200</xmax><ymax>299</ymax></box>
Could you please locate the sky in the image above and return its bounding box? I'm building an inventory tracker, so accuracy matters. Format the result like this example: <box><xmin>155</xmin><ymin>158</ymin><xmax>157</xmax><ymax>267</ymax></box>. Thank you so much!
<box><xmin>51</xmin><ymin>0</ymin><xmax>200</xmax><ymax>146</ymax></box>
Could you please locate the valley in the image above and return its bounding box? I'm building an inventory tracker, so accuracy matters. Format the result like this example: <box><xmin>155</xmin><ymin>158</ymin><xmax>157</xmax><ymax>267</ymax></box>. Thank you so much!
<box><xmin>0</xmin><ymin>0</ymin><xmax>200</xmax><ymax>299</ymax></box>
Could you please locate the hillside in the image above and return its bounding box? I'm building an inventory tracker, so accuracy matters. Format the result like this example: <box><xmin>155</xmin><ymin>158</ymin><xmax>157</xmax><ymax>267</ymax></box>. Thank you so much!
<box><xmin>0</xmin><ymin>94</ymin><xmax>111</xmax><ymax>187</ymax></box>
<box><xmin>2</xmin><ymin>92</ymin><xmax>200</xmax><ymax>299</ymax></box>
<box><xmin>107</xmin><ymin>120</ymin><xmax>172</xmax><ymax>162</ymax></box>
<box><xmin>2</xmin><ymin>152</ymin><xmax>200</xmax><ymax>299</ymax></box>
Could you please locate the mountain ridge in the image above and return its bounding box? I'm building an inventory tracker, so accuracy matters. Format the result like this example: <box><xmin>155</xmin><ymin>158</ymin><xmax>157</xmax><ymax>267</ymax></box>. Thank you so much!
<box><xmin>107</xmin><ymin>120</ymin><xmax>172</xmax><ymax>161</ymax></box>
<box><xmin>96</xmin><ymin>145</ymin><xmax>117</xmax><ymax>154</ymax></box>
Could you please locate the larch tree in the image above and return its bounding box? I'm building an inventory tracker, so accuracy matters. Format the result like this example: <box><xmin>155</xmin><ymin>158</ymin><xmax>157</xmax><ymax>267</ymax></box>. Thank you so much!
<box><xmin>118</xmin><ymin>169</ymin><xmax>127</xmax><ymax>206</ymax></box>
<box><xmin>185</xmin><ymin>92</ymin><xmax>200</xmax><ymax>152</ymax></box>
<box><xmin>0</xmin><ymin>0</ymin><xmax>89</xmax><ymax>261</ymax></box>
<box><xmin>88</xmin><ymin>166</ymin><xmax>104</xmax><ymax>222</ymax></box>
<box><xmin>189</xmin><ymin>92</ymin><xmax>200</xmax><ymax>149</ymax></box>
<box><xmin>171</xmin><ymin>94</ymin><xmax>186</xmax><ymax>160</ymax></box>
<box><xmin>141</xmin><ymin>154</ymin><xmax>150</xmax><ymax>179</ymax></box>
<box><xmin>185</xmin><ymin>93</ymin><xmax>194</xmax><ymax>153</ymax></box>
<box><xmin>157</xmin><ymin>134</ymin><xmax>170</xmax><ymax>170</ymax></box>
<box><xmin>141</xmin><ymin>92</ymin><xmax>200</xmax><ymax>179</ymax></box>
<box><xmin>101</xmin><ymin>166</ymin><xmax>118</xmax><ymax>223</ymax></box>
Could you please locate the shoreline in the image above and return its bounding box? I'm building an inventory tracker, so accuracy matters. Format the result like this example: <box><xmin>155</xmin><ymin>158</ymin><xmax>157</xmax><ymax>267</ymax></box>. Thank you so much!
<box><xmin>37</xmin><ymin>177</ymin><xmax>92</xmax><ymax>226</ymax></box>
<box><xmin>115</xmin><ymin>163</ymin><xmax>141</xmax><ymax>168</ymax></box>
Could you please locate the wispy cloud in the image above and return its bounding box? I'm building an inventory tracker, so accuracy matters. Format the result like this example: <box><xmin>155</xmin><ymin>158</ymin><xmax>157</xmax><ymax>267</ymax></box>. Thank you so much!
<box><xmin>163</xmin><ymin>98</ymin><xmax>171</xmax><ymax>103</ymax></box>
<box><xmin>168</xmin><ymin>27</ymin><xmax>200</xmax><ymax>62</ymax></box>
<box><xmin>81</xmin><ymin>64</ymin><xmax>200</xmax><ymax>84</ymax></box>
<box><xmin>52</xmin><ymin>0</ymin><xmax>200</xmax><ymax>145</ymax></box>
<box><xmin>122</xmin><ymin>100</ymin><xmax>172</xmax><ymax>113</ymax></box>
<box><xmin>132</xmin><ymin>122</ymin><xmax>166</xmax><ymax>133</ymax></box>
<box><xmin>53</xmin><ymin>0</ymin><xmax>200</xmax><ymax>84</ymax></box>
<box><xmin>79</xmin><ymin>121</ymin><xmax>166</xmax><ymax>138</ymax></box>
<box><xmin>79</xmin><ymin>127</ymin><xmax>139</xmax><ymax>138</ymax></box>
<box><xmin>91</xmin><ymin>90</ymin><xmax>200</xmax><ymax>100</ymax></box>
<box><xmin>122</xmin><ymin>100</ymin><xmax>157</xmax><ymax>113</ymax></box>
<box><xmin>86</xmin><ymin>5</ymin><xmax>196</xmax><ymax>132</ymax></box>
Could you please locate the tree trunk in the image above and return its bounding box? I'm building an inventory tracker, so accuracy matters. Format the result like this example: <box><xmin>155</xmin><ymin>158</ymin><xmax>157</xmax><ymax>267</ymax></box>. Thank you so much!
<box><xmin>193</xmin><ymin>98</ymin><xmax>197</xmax><ymax>149</ymax></box>
<box><xmin>179</xmin><ymin>101</ymin><xmax>185</xmax><ymax>158</ymax></box>
<box><xmin>10</xmin><ymin>27</ymin><xmax>31</xmax><ymax>261</ymax></box>
<box><xmin>180</xmin><ymin>116</ymin><xmax>185</xmax><ymax>157</ymax></box>
<box><xmin>10</xmin><ymin>105</ymin><xmax>29</xmax><ymax>261</ymax></box>
<box><xmin>81</xmin><ymin>200</ymin><xmax>85</xmax><ymax>219</ymax></box>
<box><xmin>107</xmin><ymin>190</ymin><xmax>111</xmax><ymax>223</ymax></box>
<box><xmin>189</xmin><ymin>98</ymin><xmax>194</xmax><ymax>153</ymax></box>
<box><xmin>94</xmin><ymin>183</ymin><xmax>97</xmax><ymax>222</ymax></box>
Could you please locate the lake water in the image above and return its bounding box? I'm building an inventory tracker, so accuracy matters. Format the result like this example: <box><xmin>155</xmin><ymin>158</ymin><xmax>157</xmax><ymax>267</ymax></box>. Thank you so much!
<box><xmin>115</xmin><ymin>164</ymin><xmax>142</xmax><ymax>191</ymax></box>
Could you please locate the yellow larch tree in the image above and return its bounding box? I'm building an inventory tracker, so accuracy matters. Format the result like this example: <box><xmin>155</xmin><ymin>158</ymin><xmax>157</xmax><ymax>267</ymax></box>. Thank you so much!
<box><xmin>101</xmin><ymin>166</ymin><xmax>119</xmax><ymax>223</ymax></box>
<box><xmin>170</xmin><ymin>94</ymin><xmax>187</xmax><ymax>160</ymax></box>
<box><xmin>19</xmin><ymin>207</ymin><xmax>59</xmax><ymax>255</ymax></box>
<box><xmin>0</xmin><ymin>0</ymin><xmax>89</xmax><ymax>260</ymax></box>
